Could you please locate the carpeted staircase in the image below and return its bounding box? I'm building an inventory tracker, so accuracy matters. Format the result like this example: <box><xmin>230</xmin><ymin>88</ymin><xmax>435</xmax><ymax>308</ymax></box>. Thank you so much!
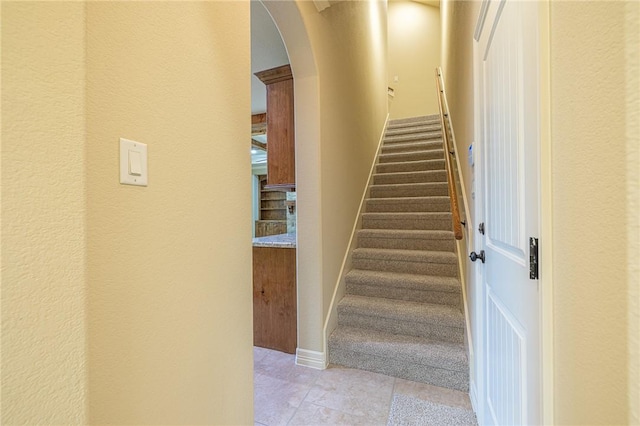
<box><xmin>328</xmin><ymin>114</ymin><xmax>469</xmax><ymax>392</ymax></box>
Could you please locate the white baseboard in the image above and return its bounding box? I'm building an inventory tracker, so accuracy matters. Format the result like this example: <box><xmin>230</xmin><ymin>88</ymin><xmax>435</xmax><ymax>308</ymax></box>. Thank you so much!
<box><xmin>296</xmin><ymin>348</ymin><xmax>327</xmax><ymax>370</ymax></box>
<box><xmin>322</xmin><ymin>113</ymin><xmax>390</xmax><ymax>354</ymax></box>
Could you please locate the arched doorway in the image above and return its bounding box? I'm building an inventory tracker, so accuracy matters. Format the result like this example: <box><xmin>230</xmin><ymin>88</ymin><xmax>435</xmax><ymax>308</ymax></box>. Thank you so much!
<box><xmin>260</xmin><ymin>1</ymin><xmax>325</xmax><ymax>367</ymax></box>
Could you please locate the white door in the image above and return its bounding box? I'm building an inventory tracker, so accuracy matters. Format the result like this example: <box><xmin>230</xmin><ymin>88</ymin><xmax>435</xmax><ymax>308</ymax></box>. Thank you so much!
<box><xmin>475</xmin><ymin>1</ymin><xmax>541</xmax><ymax>424</ymax></box>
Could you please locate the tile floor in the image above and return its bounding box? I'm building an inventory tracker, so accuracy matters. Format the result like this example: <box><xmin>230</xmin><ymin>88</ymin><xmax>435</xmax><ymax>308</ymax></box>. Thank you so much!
<box><xmin>253</xmin><ymin>346</ymin><xmax>474</xmax><ymax>425</ymax></box>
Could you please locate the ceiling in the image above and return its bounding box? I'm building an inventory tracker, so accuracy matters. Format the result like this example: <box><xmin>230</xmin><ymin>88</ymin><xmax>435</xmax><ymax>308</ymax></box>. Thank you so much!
<box><xmin>250</xmin><ymin>0</ymin><xmax>438</xmax><ymax>116</ymax></box>
<box><xmin>250</xmin><ymin>1</ymin><xmax>290</xmax><ymax>165</ymax></box>
<box><xmin>249</xmin><ymin>0</ymin><xmax>438</xmax><ymax>164</ymax></box>
<box><xmin>401</xmin><ymin>0</ymin><xmax>440</xmax><ymax>8</ymax></box>
<box><xmin>251</xmin><ymin>1</ymin><xmax>289</xmax><ymax>115</ymax></box>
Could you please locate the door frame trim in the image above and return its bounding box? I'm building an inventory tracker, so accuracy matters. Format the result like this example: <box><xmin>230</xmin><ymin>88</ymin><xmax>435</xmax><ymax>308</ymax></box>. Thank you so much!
<box><xmin>538</xmin><ymin>1</ymin><xmax>555</xmax><ymax>423</ymax></box>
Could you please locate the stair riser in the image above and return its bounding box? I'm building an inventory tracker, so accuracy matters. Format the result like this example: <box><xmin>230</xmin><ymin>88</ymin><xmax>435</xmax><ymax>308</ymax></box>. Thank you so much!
<box><xmin>345</xmin><ymin>270</ymin><xmax>462</xmax><ymax>296</ymax></box>
<box><xmin>352</xmin><ymin>257</ymin><xmax>458</xmax><ymax>277</ymax></box>
<box><xmin>346</xmin><ymin>283</ymin><xmax>461</xmax><ymax>307</ymax></box>
<box><xmin>376</xmin><ymin>160</ymin><xmax>445</xmax><ymax>174</ymax></box>
<box><xmin>361</xmin><ymin>217</ymin><xmax>452</xmax><ymax>231</ymax></box>
<box><xmin>373</xmin><ymin>171</ymin><xmax>447</xmax><ymax>185</ymax></box>
<box><xmin>328</xmin><ymin>349</ymin><xmax>469</xmax><ymax>392</ymax></box>
<box><xmin>385</xmin><ymin>125</ymin><xmax>441</xmax><ymax>136</ymax></box>
<box><xmin>357</xmin><ymin>235</ymin><xmax>455</xmax><ymax>252</ymax></box>
<box><xmin>378</xmin><ymin>150</ymin><xmax>444</xmax><ymax>163</ymax></box>
<box><xmin>337</xmin><ymin>311</ymin><xmax>464</xmax><ymax>343</ymax></box>
<box><xmin>388</xmin><ymin>118</ymin><xmax>440</xmax><ymax>128</ymax></box>
<box><xmin>381</xmin><ymin>142</ymin><xmax>443</xmax><ymax>154</ymax></box>
<box><xmin>369</xmin><ymin>185</ymin><xmax>448</xmax><ymax>198</ymax></box>
<box><xmin>384</xmin><ymin>134</ymin><xmax>443</xmax><ymax>145</ymax></box>
<box><xmin>386</xmin><ymin>126</ymin><xmax>440</xmax><ymax>134</ymax></box>
<box><xmin>365</xmin><ymin>199</ymin><xmax>451</xmax><ymax>212</ymax></box>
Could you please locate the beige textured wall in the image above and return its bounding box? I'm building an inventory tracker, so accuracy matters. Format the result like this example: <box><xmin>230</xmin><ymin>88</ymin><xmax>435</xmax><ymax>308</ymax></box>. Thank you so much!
<box><xmin>440</xmin><ymin>0</ymin><xmax>480</xmax><ymax>399</ymax></box>
<box><xmin>296</xmin><ymin>0</ymin><xmax>389</xmax><ymax>340</ymax></box>
<box><xmin>626</xmin><ymin>3</ymin><xmax>640</xmax><ymax>423</ymax></box>
<box><xmin>388</xmin><ymin>0</ymin><xmax>440</xmax><ymax>119</ymax></box>
<box><xmin>551</xmin><ymin>2</ymin><xmax>633</xmax><ymax>423</ymax></box>
<box><xmin>260</xmin><ymin>0</ymin><xmax>325</xmax><ymax>355</ymax></box>
<box><xmin>441</xmin><ymin>0</ymin><xmax>640</xmax><ymax>423</ymax></box>
<box><xmin>85</xmin><ymin>3</ymin><xmax>253</xmax><ymax>424</ymax></box>
<box><xmin>1</xmin><ymin>3</ymin><xmax>88</xmax><ymax>424</ymax></box>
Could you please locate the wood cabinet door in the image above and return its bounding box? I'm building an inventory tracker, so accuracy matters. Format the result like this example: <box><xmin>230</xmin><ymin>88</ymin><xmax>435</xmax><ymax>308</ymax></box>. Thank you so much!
<box><xmin>253</xmin><ymin>247</ymin><xmax>297</xmax><ymax>353</ymax></box>
<box><xmin>254</xmin><ymin>65</ymin><xmax>295</xmax><ymax>189</ymax></box>
<box><xmin>265</xmin><ymin>78</ymin><xmax>295</xmax><ymax>187</ymax></box>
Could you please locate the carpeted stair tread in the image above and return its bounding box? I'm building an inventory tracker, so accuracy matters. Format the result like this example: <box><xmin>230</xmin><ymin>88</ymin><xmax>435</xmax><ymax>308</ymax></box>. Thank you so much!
<box><xmin>329</xmin><ymin>326</ymin><xmax>467</xmax><ymax>372</ymax></box>
<box><xmin>345</xmin><ymin>269</ymin><xmax>460</xmax><ymax>295</ymax></box>
<box><xmin>357</xmin><ymin>228</ymin><xmax>455</xmax><ymax>252</ymax></box>
<box><xmin>376</xmin><ymin>159</ymin><xmax>445</xmax><ymax>174</ymax></box>
<box><xmin>365</xmin><ymin>196</ymin><xmax>451</xmax><ymax>212</ymax></box>
<box><xmin>346</xmin><ymin>270</ymin><xmax>461</xmax><ymax>306</ymax></box>
<box><xmin>353</xmin><ymin>247</ymin><xmax>457</xmax><ymax>264</ymax></box>
<box><xmin>378</xmin><ymin>150</ymin><xmax>444</xmax><ymax>163</ymax></box>
<box><xmin>330</xmin><ymin>113</ymin><xmax>468</xmax><ymax>391</ymax></box>
<box><xmin>372</xmin><ymin>170</ymin><xmax>447</xmax><ymax>185</ymax></box>
<box><xmin>382</xmin><ymin>128</ymin><xmax>443</xmax><ymax>142</ymax></box>
<box><xmin>385</xmin><ymin>124</ymin><xmax>441</xmax><ymax>136</ymax></box>
<box><xmin>328</xmin><ymin>326</ymin><xmax>469</xmax><ymax>391</ymax></box>
<box><xmin>352</xmin><ymin>247</ymin><xmax>458</xmax><ymax>276</ymax></box>
<box><xmin>381</xmin><ymin>140</ymin><xmax>443</xmax><ymax>154</ymax></box>
<box><xmin>339</xmin><ymin>294</ymin><xmax>463</xmax><ymax>325</ymax></box>
<box><xmin>384</xmin><ymin>132</ymin><xmax>443</xmax><ymax>144</ymax></box>
<box><xmin>369</xmin><ymin>182</ymin><xmax>449</xmax><ymax>198</ymax></box>
<box><xmin>387</xmin><ymin>115</ymin><xmax>440</xmax><ymax>127</ymax></box>
<box><xmin>361</xmin><ymin>211</ymin><xmax>453</xmax><ymax>231</ymax></box>
<box><xmin>357</xmin><ymin>229</ymin><xmax>454</xmax><ymax>242</ymax></box>
<box><xmin>385</xmin><ymin>124</ymin><xmax>441</xmax><ymax>135</ymax></box>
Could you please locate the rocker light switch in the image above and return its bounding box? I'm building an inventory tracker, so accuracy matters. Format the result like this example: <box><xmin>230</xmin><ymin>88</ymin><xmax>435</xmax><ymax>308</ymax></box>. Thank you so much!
<box><xmin>120</xmin><ymin>138</ymin><xmax>148</xmax><ymax>186</ymax></box>
<box><xmin>129</xmin><ymin>150</ymin><xmax>142</xmax><ymax>176</ymax></box>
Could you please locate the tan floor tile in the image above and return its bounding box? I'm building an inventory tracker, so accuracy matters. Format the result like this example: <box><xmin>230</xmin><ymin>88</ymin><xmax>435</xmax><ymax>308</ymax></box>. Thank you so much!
<box><xmin>253</xmin><ymin>372</ymin><xmax>312</xmax><ymax>426</ymax></box>
<box><xmin>304</xmin><ymin>366</ymin><xmax>394</xmax><ymax>419</ymax></box>
<box><xmin>253</xmin><ymin>347</ymin><xmax>476</xmax><ymax>425</ymax></box>
<box><xmin>288</xmin><ymin>401</ymin><xmax>388</xmax><ymax>426</ymax></box>
<box><xmin>393</xmin><ymin>378</ymin><xmax>472</xmax><ymax>410</ymax></box>
<box><xmin>315</xmin><ymin>365</ymin><xmax>396</xmax><ymax>390</ymax></box>
<box><xmin>254</xmin><ymin>346</ymin><xmax>272</xmax><ymax>364</ymax></box>
<box><xmin>254</xmin><ymin>348</ymin><xmax>321</xmax><ymax>386</ymax></box>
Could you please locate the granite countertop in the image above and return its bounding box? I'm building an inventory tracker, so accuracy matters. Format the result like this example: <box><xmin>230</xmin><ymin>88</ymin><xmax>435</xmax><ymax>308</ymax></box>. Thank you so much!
<box><xmin>252</xmin><ymin>233</ymin><xmax>296</xmax><ymax>248</ymax></box>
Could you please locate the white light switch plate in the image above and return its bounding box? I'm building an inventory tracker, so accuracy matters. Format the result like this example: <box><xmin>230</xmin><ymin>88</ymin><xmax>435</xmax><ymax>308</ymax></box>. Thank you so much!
<box><xmin>120</xmin><ymin>138</ymin><xmax>148</xmax><ymax>186</ymax></box>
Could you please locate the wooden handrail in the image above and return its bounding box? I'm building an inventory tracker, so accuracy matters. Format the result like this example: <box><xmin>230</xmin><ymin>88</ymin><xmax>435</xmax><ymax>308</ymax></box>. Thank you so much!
<box><xmin>435</xmin><ymin>68</ymin><xmax>463</xmax><ymax>240</ymax></box>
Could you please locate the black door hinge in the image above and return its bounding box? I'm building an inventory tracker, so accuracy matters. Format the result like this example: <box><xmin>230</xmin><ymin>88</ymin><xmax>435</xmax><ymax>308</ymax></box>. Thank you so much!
<box><xmin>529</xmin><ymin>237</ymin><xmax>539</xmax><ymax>280</ymax></box>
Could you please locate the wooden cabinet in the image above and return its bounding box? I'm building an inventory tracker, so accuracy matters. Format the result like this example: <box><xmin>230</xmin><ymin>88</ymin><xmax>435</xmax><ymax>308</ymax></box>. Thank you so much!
<box><xmin>255</xmin><ymin>221</ymin><xmax>287</xmax><ymax>238</ymax></box>
<box><xmin>259</xmin><ymin>175</ymin><xmax>286</xmax><ymax>221</ymax></box>
<box><xmin>254</xmin><ymin>65</ymin><xmax>295</xmax><ymax>190</ymax></box>
<box><xmin>253</xmin><ymin>247</ymin><xmax>297</xmax><ymax>354</ymax></box>
<box><xmin>255</xmin><ymin>175</ymin><xmax>287</xmax><ymax>237</ymax></box>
